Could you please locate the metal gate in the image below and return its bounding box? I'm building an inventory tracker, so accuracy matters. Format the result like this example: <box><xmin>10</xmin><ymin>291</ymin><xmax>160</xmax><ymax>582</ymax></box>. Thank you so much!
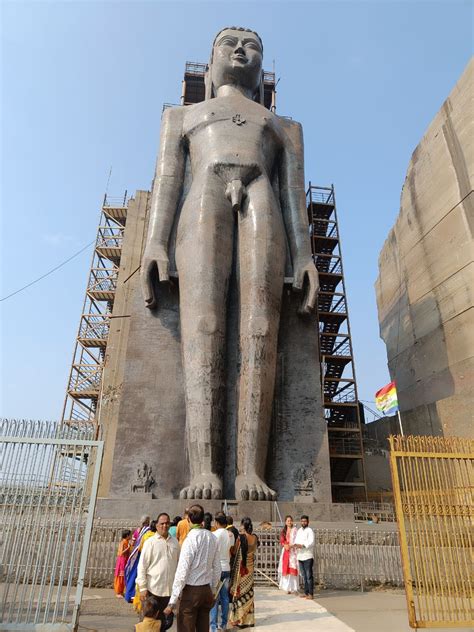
<box><xmin>0</xmin><ymin>419</ymin><xmax>103</xmax><ymax>631</ymax></box>
<box><xmin>389</xmin><ymin>435</ymin><xmax>473</xmax><ymax>628</ymax></box>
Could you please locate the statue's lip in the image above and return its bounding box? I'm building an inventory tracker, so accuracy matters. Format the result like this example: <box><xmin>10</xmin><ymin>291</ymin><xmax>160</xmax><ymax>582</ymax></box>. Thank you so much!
<box><xmin>232</xmin><ymin>54</ymin><xmax>247</xmax><ymax>63</ymax></box>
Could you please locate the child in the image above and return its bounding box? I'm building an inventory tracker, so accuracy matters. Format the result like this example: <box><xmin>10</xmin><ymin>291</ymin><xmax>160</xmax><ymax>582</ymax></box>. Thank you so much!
<box><xmin>113</xmin><ymin>529</ymin><xmax>131</xmax><ymax>597</ymax></box>
<box><xmin>135</xmin><ymin>595</ymin><xmax>161</xmax><ymax>631</ymax></box>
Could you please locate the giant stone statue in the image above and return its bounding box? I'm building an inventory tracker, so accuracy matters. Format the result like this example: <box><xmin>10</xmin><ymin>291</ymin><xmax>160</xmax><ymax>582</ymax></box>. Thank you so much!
<box><xmin>141</xmin><ymin>27</ymin><xmax>319</xmax><ymax>501</ymax></box>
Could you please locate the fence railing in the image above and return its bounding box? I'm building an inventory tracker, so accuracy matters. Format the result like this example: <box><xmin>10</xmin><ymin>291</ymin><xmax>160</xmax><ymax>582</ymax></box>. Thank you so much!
<box><xmin>0</xmin><ymin>419</ymin><xmax>103</xmax><ymax>630</ymax></box>
<box><xmin>68</xmin><ymin>522</ymin><xmax>404</xmax><ymax>590</ymax></box>
<box><xmin>354</xmin><ymin>501</ymin><xmax>396</xmax><ymax>523</ymax></box>
<box><xmin>0</xmin><ymin>517</ymin><xmax>404</xmax><ymax>593</ymax></box>
<box><xmin>389</xmin><ymin>435</ymin><xmax>473</xmax><ymax>628</ymax></box>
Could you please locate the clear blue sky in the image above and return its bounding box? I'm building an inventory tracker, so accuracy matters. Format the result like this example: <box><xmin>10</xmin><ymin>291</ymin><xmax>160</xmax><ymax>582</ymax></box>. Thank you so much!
<box><xmin>1</xmin><ymin>1</ymin><xmax>472</xmax><ymax>420</ymax></box>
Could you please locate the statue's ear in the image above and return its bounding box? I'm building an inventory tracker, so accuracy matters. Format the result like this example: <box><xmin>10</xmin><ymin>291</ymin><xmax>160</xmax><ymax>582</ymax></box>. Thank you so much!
<box><xmin>204</xmin><ymin>63</ymin><xmax>213</xmax><ymax>100</ymax></box>
<box><xmin>258</xmin><ymin>70</ymin><xmax>265</xmax><ymax>105</ymax></box>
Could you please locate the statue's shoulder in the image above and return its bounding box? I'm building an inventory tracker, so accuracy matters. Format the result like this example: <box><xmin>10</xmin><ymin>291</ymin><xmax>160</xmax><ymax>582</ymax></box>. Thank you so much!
<box><xmin>274</xmin><ymin>115</ymin><xmax>304</xmax><ymax>149</ymax></box>
<box><xmin>274</xmin><ymin>115</ymin><xmax>303</xmax><ymax>134</ymax></box>
<box><xmin>161</xmin><ymin>105</ymin><xmax>186</xmax><ymax>124</ymax></box>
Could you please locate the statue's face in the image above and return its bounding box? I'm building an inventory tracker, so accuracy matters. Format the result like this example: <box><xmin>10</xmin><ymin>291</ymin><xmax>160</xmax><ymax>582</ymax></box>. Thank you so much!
<box><xmin>211</xmin><ymin>28</ymin><xmax>262</xmax><ymax>95</ymax></box>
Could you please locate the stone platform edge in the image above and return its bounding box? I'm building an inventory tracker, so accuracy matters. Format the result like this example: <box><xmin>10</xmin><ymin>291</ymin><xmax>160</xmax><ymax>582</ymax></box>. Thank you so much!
<box><xmin>95</xmin><ymin>498</ymin><xmax>354</xmax><ymax>522</ymax></box>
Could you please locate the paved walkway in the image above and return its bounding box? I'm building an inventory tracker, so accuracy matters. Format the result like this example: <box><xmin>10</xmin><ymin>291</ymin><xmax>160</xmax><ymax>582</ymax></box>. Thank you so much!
<box><xmin>76</xmin><ymin>586</ymin><xmax>463</xmax><ymax>631</ymax></box>
<box><xmin>78</xmin><ymin>587</ymin><xmax>353</xmax><ymax>631</ymax></box>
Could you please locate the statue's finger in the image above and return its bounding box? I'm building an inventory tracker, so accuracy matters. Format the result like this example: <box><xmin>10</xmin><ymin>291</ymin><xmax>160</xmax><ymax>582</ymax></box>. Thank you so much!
<box><xmin>292</xmin><ymin>268</ymin><xmax>304</xmax><ymax>290</ymax></box>
<box><xmin>157</xmin><ymin>259</ymin><xmax>170</xmax><ymax>283</ymax></box>
<box><xmin>306</xmin><ymin>274</ymin><xmax>318</xmax><ymax>312</ymax></box>
<box><xmin>141</xmin><ymin>260</ymin><xmax>157</xmax><ymax>309</ymax></box>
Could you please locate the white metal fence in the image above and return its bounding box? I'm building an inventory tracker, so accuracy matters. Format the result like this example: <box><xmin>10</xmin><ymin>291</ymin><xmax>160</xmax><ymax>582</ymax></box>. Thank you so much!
<box><xmin>0</xmin><ymin>419</ymin><xmax>103</xmax><ymax>631</ymax></box>
<box><xmin>353</xmin><ymin>501</ymin><xmax>396</xmax><ymax>523</ymax></box>
<box><xmin>82</xmin><ymin>521</ymin><xmax>403</xmax><ymax>591</ymax></box>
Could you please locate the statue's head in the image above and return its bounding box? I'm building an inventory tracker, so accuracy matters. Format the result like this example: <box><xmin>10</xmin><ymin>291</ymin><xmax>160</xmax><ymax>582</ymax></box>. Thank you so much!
<box><xmin>205</xmin><ymin>26</ymin><xmax>264</xmax><ymax>103</ymax></box>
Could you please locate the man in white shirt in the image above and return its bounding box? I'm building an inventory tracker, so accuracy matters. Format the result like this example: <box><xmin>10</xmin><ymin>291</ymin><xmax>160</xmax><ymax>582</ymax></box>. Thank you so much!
<box><xmin>137</xmin><ymin>512</ymin><xmax>180</xmax><ymax>626</ymax></box>
<box><xmin>294</xmin><ymin>514</ymin><xmax>315</xmax><ymax>599</ymax></box>
<box><xmin>164</xmin><ymin>504</ymin><xmax>221</xmax><ymax>632</ymax></box>
<box><xmin>210</xmin><ymin>513</ymin><xmax>235</xmax><ymax>632</ymax></box>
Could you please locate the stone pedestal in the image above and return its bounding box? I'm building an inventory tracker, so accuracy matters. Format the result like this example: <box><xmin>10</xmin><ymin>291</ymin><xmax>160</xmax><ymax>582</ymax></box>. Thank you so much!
<box><xmin>293</xmin><ymin>495</ymin><xmax>317</xmax><ymax>503</ymax></box>
<box><xmin>96</xmin><ymin>498</ymin><xmax>354</xmax><ymax>523</ymax></box>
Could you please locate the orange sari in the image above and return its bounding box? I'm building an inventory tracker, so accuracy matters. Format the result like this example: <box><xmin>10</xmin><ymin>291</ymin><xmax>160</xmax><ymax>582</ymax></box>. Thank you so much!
<box><xmin>114</xmin><ymin>538</ymin><xmax>131</xmax><ymax>595</ymax></box>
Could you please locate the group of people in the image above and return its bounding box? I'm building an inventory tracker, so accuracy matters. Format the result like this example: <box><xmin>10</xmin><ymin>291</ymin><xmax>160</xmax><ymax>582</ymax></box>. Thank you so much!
<box><xmin>277</xmin><ymin>514</ymin><xmax>315</xmax><ymax>600</ymax></box>
<box><xmin>113</xmin><ymin>504</ymin><xmax>258</xmax><ymax>631</ymax></box>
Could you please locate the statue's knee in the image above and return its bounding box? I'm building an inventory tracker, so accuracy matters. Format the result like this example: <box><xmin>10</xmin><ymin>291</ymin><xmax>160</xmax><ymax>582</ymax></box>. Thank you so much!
<box><xmin>248</xmin><ymin>316</ymin><xmax>271</xmax><ymax>337</ymax></box>
<box><xmin>196</xmin><ymin>314</ymin><xmax>220</xmax><ymax>335</ymax></box>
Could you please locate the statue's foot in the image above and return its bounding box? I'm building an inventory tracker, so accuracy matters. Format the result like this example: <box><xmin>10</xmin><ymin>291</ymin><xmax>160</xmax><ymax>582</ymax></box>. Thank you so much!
<box><xmin>179</xmin><ymin>473</ymin><xmax>222</xmax><ymax>500</ymax></box>
<box><xmin>235</xmin><ymin>474</ymin><xmax>277</xmax><ymax>501</ymax></box>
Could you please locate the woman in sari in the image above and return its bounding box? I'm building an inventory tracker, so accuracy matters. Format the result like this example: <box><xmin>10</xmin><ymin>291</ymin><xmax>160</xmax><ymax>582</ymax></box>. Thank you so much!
<box><xmin>114</xmin><ymin>529</ymin><xmax>132</xmax><ymax>597</ymax></box>
<box><xmin>277</xmin><ymin>515</ymin><xmax>298</xmax><ymax>594</ymax></box>
<box><xmin>229</xmin><ymin>517</ymin><xmax>259</xmax><ymax>628</ymax></box>
<box><xmin>124</xmin><ymin>516</ymin><xmax>151</xmax><ymax>603</ymax></box>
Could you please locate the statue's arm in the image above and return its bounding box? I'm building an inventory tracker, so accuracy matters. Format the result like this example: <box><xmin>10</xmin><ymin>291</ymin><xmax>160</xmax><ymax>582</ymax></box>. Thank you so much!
<box><xmin>141</xmin><ymin>107</ymin><xmax>186</xmax><ymax>308</ymax></box>
<box><xmin>279</xmin><ymin>120</ymin><xmax>319</xmax><ymax>313</ymax></box>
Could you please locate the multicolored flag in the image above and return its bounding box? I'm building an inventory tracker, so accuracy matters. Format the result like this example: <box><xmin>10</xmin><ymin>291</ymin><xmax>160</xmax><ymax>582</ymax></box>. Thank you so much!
<box><xmin>375</xmin><ymin>381</ymin><xmax>399</xmax><ymax>415</ymax></box>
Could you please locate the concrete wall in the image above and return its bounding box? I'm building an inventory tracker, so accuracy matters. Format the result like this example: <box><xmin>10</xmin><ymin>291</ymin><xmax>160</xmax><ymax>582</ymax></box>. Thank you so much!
<box><xmin>364</xmin><ymin>454</ymin><xmax>393</xmax><ymax>493</ymax></box>
<box><xmin>375</xmin><ymin>59</ymin><xmax>473</xmax><ymax>438</ymax></box>
<box><xmin>98</xmin><ymin>191</ymin><xmax>150</xmax><ymax>496</ymax></box>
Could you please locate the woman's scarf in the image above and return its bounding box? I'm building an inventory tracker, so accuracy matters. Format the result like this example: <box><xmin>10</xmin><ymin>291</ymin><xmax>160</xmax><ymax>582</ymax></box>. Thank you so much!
<box><xmin>278</xmin><ymin>526</ymin><xmax>298</xmax><ymax>577</ymax></box>
<box><xmin>287</xmin><ymin>526</ymin><xmax>298</xmax><ymax>571</ymax></box>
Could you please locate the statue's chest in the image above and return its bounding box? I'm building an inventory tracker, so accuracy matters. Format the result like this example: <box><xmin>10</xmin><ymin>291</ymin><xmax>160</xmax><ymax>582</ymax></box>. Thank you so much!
<box><xmin>184</xmin><ymin>103</ymin><xmax>273</xmax><ymax>140</ymax></box>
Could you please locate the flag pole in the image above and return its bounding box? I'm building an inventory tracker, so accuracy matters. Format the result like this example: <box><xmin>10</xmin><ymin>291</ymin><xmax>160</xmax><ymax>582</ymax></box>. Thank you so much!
<box><xmin>397</xmin><ymin>409</ymin><xmax>404</xmax><ymax>436</ymax></box>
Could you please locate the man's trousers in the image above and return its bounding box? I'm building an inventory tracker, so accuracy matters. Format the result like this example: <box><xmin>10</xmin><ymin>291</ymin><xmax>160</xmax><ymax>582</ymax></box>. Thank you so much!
<box><xmin>146</xmin><ymin>593</ymin><xmax>172</xmax><ymax>629</ymax></box>
<box><xmin>177</xmin><ymin>584</ymin><xmax>214</xmax><ymax>632</ymax></box>
<box><xmin>298</xmin><ymin>558</ymin><xmax>314</xmax><ymax>596</ymax></box>
<box><xmin>210</xmin><ymin>570</ymin><xmax>230</xmax><ymax>632</ymax></box>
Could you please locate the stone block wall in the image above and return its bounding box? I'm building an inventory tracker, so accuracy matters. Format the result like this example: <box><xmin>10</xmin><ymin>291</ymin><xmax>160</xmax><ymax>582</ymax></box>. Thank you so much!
<box><xmin>375</xmin><ymin>59</ymin><xmax>473</xmax><ymax>438</ymax></box>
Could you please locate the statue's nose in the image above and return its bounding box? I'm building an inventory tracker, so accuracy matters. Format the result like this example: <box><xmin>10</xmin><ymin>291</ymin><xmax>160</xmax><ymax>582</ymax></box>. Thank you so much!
<box><xmin>234</xmin><ymin>44</ymin><xmax>246</xmax><ymax>56</ymax></box>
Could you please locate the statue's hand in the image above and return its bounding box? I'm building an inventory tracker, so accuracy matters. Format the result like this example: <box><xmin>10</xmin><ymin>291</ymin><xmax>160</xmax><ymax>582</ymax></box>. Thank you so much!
<box><xmin>140</xmin><ymin>247</ymin><xmax>170</xmax><ymax>309</ymax></box>
<box><xmin>293</xmin><ymin>259</ymin><xmax>319</xmax><ymax>315</ymax></box>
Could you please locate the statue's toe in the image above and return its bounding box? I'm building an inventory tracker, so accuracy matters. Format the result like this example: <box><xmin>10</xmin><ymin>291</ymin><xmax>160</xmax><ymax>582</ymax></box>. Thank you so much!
<box><xmin>240</xmin><ymin>485</ymin><xmax>249</xmax><ymax>501</ymax></box>
<box><xmin>179</xmin><ymin>487</ymin><xmax>189</xmax><ymax>499</ymax></box>
<box><xmin>212</xmin><ymin>487</ymin><xmax>222</xmax><ymax>500</ymax></box>
<box><xmin>257</xmin><ymin>487</ymin><xmax>266</xmax><ymax>501</ymax></box>
<box><xmin>203</xmin><ymin>485</ymin><xmax>212</xmax><ymax>500</ymax></box>
<box><xmin>250</xmin><ymin>485</ymin><xmax>259</xmax><ymax>501</ymax></box>
<box><xmin>195</xmin><ymin>486</ymin><xmax>203</xmax><ymax>499</ymax></box>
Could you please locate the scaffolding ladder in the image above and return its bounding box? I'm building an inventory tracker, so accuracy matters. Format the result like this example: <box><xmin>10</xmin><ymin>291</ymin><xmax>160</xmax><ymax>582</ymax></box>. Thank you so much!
<box><xmin>60</xmin><ymin>192</ymin><xmax>128</xmax><ymax>431</ymax></box>
<box><xmin>307</xmin><ymin>184</ymin><xmax>367</xmax><ymax>502</ymax></box>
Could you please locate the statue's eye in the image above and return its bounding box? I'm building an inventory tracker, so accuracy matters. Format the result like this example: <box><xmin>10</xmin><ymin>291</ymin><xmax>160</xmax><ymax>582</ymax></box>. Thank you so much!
<box><xmin>219</xmin><ymin>37</ymin><xmax>237</xmax><ymax>47</ymax></box>
<box><xmin>245</xmin><ymin>42</ymin><xmax>261</xmax><ymax>52</ymax></box>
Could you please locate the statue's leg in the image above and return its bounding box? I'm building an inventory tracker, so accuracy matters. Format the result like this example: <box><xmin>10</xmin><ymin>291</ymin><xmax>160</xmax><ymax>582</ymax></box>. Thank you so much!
<box><xmin>175</xmin><ymin>177</ymin><xmax>233</xmax><ymax>500</ymax></box>
<box><xmin>235</xmin><ymin>176</ymin><xmax>286</xmax><ymax>501</ymax></box>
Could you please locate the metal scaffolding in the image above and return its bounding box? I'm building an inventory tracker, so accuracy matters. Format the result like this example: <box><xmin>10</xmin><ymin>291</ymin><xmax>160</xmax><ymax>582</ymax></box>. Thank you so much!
<box><xmin>60</xmin><ymin>192</ymin><xmax>128</xmax><ymax>430</ymax></box>
<box><xmin>307</xmin><ymin>184</ymin><xmax>367</xmax><ymax>502</ymax></box>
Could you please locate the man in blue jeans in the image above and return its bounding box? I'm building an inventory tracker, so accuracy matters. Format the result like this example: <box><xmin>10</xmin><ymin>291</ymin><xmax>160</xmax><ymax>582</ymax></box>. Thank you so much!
<box><xmin>210</xmin><ymin>513</ymin><xmax>235</xmax><ymax>631</ymax></box>
<box><xmin>295</xmin><ymin>514</ymin><xmax>315</xmax><ymax>599</ymax></box>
